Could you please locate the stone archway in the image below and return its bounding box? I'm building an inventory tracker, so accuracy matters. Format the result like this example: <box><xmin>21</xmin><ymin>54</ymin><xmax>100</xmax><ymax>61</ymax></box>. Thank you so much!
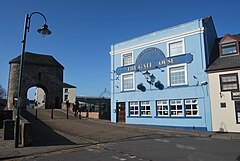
<box><xmin>7</xmin><ymin>52</ymin><xmax>64</xmax><ymax>109</ymax></box>
<box><xmin>27</xmin><ymin>85</ymin><xmax>48</xmax><ymax>109</ymax></box>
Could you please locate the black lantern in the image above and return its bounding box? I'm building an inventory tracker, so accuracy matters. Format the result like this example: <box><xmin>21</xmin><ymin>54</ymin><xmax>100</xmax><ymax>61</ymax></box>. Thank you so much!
<box><xmin>37</xmin><ymin>24</ymin><xmax>52</xmax><ymax>35</ymax></box>
<box><xmin>155</xmin><ymin>81</ymin><xmax>164</xmax><ymax>90</ymax></box>
<box><xmin>137</xmin><ymin>83</ymin><xmax>146</xmax><ymax>92</ymax></box>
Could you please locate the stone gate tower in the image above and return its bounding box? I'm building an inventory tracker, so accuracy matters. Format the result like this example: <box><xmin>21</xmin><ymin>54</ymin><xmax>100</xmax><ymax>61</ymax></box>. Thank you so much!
<box><xmin>7</xmin><ymin>52</ymin><xmax>64</xmax><ymax>109</ymax></box>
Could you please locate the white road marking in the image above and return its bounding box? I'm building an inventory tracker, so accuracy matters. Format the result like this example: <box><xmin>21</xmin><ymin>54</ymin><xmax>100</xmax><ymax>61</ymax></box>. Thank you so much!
<box><xmin>154</xmin><ymin>138</ymin><xmax>170</xmax><ymax>143</ymax></box>
<box><xmin>176</xmin><ymin>144</ymin><xmax>196</xmax><ymax>150</ymax></box>
<box><xmin>112</xmin><ymin>156</ymin><xmax>127</xmax><ymax>161</ymax></box>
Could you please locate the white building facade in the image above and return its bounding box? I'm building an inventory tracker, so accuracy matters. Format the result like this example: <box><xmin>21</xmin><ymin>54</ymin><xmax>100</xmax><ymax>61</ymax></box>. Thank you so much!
<box><xmin>207</xmin><ymin>34</ymin><xmax>240</xmax><ymax>132</ymax></box>
<box><xmin>63</xmin><ymin>83</ymin><xmax>76</xmax><ymax>104</ymax></box>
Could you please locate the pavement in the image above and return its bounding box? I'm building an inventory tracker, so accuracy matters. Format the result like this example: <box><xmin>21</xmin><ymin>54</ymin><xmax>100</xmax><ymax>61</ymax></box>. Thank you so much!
<box><xmin>0</xmin><ymin>109</ymin><xmax>240</xmax><ymax>160</ymax></box>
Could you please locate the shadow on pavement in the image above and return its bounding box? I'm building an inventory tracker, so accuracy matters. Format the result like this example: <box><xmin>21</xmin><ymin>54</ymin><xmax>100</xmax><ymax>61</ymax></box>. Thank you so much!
<box><xmin>21</xmin><ymin>110</ymin><xmax>76</xmax><ymax>147</ymax></box>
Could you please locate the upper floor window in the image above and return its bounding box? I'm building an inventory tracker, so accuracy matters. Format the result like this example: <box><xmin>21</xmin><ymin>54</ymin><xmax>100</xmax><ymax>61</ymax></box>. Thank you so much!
<box><xmin>38</xmin><ymin>72</ymin><xmax>42</xmax><ymax>80</ymax></box>
<box><xmin>168</xmin><ymin>39</ymin><xmax>185</xmax><ymax>57</ymax></box>
<box><xmin>122</xmin><ymin>53</ymin><xmax>133</xmax><ymax>66</ymax></box>
<box><xmin>64</xmin><ymin>88</ymin><xmax>68</xmax><ymax>93</ymax></box>
<box><xmin>168</xmin><ymin>64</ymin><xmax>187</xmax><ymax>86</ymax></box>
<box><xmin>121</xmin><ymin>73</ymin><xmax>134</xmax><ymax>91</ymax></box>
<box><xmin>221</xmin><ymin>42</ymin><xmax>237</xmax><ymax>56</ymax></box>
<box><xmin>220</xmin><ymin>73</ymin><xmax>239</xmax><ymax>91</ymax></box>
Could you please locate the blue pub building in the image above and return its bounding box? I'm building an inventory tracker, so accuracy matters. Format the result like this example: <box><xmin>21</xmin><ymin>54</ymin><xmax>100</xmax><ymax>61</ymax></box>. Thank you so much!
<box><xmin>110</xmin><ymin>17</ymin><xmax>217</xmax><ymax>131</ymax></box>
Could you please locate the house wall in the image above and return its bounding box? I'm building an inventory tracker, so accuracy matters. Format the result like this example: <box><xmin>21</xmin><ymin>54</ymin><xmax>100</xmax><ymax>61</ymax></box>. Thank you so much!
<box><xmin>110</xmin><ymin>18</ymin><xmax>217</xmax><ymax>131</ymax></box>
<box><xmin>202</xmin><ymin>17</ymin><xmax>218</xmax><ymax>66</ymax></box>
<box><xmin>63</xmin><ymin>87</ymin><xmax>76</xmax><ymax>104</ymax></box>
<box><xmin>208</xmin><ymin>71</ymin><xmax>240</xmax><ymax>132</ymax></box>
<box><xmin>34</xmin><ymin>87</ymin><xmax>46</xmax><ymax>108</ymax></box>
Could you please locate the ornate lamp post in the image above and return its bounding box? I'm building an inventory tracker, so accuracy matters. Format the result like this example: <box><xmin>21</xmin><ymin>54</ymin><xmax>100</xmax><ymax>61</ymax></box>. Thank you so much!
<box><xmin>142</xmin><ymin>71</ymin><xmax>156</xmax><ymax>85</ymax></box>
<box><xmin>15</xmin><ymin>12</ymin><xmax>51</xmax><ymax>148</ymax></box>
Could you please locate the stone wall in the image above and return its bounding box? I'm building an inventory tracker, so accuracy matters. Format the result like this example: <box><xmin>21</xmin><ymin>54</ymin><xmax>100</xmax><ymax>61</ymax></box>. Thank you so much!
<box><xmin>7</xmin><ymin>53</ymin><xmax>64</xmax><ymax>109</ymax></box>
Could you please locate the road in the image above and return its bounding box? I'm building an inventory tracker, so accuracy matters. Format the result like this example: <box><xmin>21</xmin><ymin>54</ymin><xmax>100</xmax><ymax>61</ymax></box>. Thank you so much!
<box><xmin>19</xmin><ymin>109</ymin><xmax>240</xmax><ymax>161</ymax></box>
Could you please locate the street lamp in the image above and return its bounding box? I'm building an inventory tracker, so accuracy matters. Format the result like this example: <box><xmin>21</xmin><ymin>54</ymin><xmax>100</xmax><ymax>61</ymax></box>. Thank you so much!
<box><xmin>14</xmin><ymin>12</ymin><xmax>52</xmax><ymax>148</ymax></box>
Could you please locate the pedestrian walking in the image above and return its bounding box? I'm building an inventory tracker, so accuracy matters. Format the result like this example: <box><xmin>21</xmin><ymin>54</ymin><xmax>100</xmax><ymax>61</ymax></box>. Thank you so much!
<box><xmin>74</xmin><ymin>101</ymin><xmax>79</xmax><ymax>118</ymax></box>
<box><xmin>76</xmin><ymin>102</ymin><xmax>81</xmax><ymax>119</ymax></box>
<box><xmin>66</xmin><ymin>100</ymin><xmax>70</xmax><ymax>119</ymax></box>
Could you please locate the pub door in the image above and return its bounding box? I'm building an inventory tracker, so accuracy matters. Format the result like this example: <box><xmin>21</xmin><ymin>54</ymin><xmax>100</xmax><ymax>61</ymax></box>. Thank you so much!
<box><xmin>116</xmin><ymin>102</ymin><xmax>125</xmax><ymax>123</ymax></box>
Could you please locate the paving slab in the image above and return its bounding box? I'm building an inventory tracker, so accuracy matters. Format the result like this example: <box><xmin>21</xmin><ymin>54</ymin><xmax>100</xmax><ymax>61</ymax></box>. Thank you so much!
<box><xmin>0</xmin><ymin>108</ymin><xmax>239</xmax><ymax>160</ymax></box>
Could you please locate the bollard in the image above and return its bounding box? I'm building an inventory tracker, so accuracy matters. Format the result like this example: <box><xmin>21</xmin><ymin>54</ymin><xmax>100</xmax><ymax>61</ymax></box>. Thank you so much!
<box><xmin>21</xmin><ymin>122</ymin><xmax>32</xmax><ymax>147</ymax></box>
<box><xmin>0</xmin><ymin>110</ymin><xmax>13</xmax><ymax>129</ymax></box>
<box><xmin>3</xmin><ymin>120</ymin><xmax>15</xmax><ymax>140</ymax></box>
<box><xmin>35</xmin><ymin>109</ymin><xmax>38</xmax><ymax>120</ymax></box>
<box><xmin>51</xmin><ymin>108</ymin><xmax>53</xmax><ymax>119</ymax></box>
<box><xmin>67</xmin><ymin>107</ymin><xmax>69</xmax><ymax>119</ymax></box>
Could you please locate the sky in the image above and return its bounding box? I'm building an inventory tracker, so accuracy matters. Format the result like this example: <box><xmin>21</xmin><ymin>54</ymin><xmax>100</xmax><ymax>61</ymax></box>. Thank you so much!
<box><xmin>0</xmin><ymin>0</ymin><xmax>240</xmax><ymax>98</ymax></box>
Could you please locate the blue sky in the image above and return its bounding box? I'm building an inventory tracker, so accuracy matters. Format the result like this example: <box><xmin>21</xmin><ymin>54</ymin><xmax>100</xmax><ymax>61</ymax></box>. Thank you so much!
<box><xmin>0</xmin><ymin>0</ymin><xmax>240</xmax><ymax>97</ymax></box>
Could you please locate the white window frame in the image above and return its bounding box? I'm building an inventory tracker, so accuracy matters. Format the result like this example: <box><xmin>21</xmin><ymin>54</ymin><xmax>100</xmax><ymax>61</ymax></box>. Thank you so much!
<box><xmin>64</xmin><ymin>94</ymin><xmax>68</xmax><ymax>101</ymax></box>
<box><xmin>167</xmin><ymin>63</ymin><xmax>188</xmax><ymax>87</ymax></box>
<box><xmin>129</xmin><ymin>101</ymin><xmax>139</xmax><ymax>116</ymax></box>
<box><xmin>140</xmin><ymin>101</ymin><xmax>151</xmax><ymax>116</ymax></box>
<box><xmin>121</xmin><ymin>52</ymin><xmax>134</xmax><ymax>66</ymax></box>
<box><xmin>185</xmin><ymin>99</ymin><xmax>199</xmax><ymax>116</ymax></box>
<box><xmin>157</xmin><ymin>100</ymin><xmax>169</xmax><ymax>116</ymax></box>
<box><xmin>64</xmin><ymin>88</ymin><xmax>68</xmax><ymax>93</ymax></box>
<box><xmin>121</xmin><ymin>72</ymin><xmax>135</xmax><ymax>92</ymax></box>
<box><xmin>220</xmin><ymin>42</ymin><xmax>238</xmax><ymax>56</ymax></box>
<box><xmin>167</xmin><ymin>39</ymin><xmax>185</xmax><ymax>57</ymax></box>
<box><xmin>170</xmin><ymin>100</ymin><xmax>183</xmax><ymax>116</ymax></box>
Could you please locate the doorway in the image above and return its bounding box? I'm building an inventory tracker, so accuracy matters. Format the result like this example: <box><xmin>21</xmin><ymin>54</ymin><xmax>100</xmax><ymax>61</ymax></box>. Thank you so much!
<box><xmin>116</xmin><ymin>102</ymin><xmax>125</xmax><ymax>123</ymax></box>
<box><xmin>235</xmin><ymin>101</ymin><xmax>240</xmax><ymax>124</ymax></box>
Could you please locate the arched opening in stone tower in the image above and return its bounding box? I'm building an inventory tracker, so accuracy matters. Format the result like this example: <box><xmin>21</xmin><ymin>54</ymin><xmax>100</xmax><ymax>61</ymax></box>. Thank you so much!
<box><xmin>27</xmin><ymin>86</ymin><xmax>47</xmax><ymax>109</ymax></box>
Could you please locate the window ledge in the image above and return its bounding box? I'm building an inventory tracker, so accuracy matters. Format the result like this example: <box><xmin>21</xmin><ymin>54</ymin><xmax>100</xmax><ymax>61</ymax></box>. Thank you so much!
<box><xmin>128</xmin><ymin>116</ymin><xmax>139</xmax><ymax>118</ymax></box>
<box><xmin>154</xmin><ymin>116</ymin><xmax>202</xmax><ymax>119</ymax></box>
<box><xmin>167</xmin><ymin>85</ymin><xmax>188</xmax><ymax>88</ymax></box>
<box><xmin>185</xmin><ymin>116</ymin><xmax>202</xmax><ymax>119</ymax></box>
<box><xmin>121</xmin><ymin>90</ymin><xmax>136</xmax><ymax>93</ymax></box>
<box><xmin>127</xmin><ymin>116</ymin><xmax>152</xmax><ymax>118</ymax></box>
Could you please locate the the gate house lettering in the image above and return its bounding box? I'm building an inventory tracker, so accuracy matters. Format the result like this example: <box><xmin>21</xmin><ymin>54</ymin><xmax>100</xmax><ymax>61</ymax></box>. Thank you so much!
<box><xmin>159</xmin><ymin>58</ymin><xmax>174</xmax><ymax>66</ymax></box>
<box><xmin>116</xmin><ymin>47</ymin><xmax>193</xmax><ymax>75</ymax></box>
<box><xmin>127</xmin><ymin>58</ymin><xmax>174</xmax><ymax>72</ymax></box>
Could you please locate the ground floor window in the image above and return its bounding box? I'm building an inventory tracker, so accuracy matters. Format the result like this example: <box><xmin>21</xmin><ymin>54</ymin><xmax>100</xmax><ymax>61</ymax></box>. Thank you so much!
<box><xmin>157</xmin><ymin>100</ymin><xmax>169</xmax><ymax>116</ymax></box>
<box><xmin>64</xmin><ymin>95</ymin><xmax>68</xmax><ymax>101</ymax></box>
<box><xmin>126</xmin><ymin>99</ymin><xmax>199</xmax><ymax>118</ymax></box>
<box><xmin>185</xmin><ymin>99</ymin><xmax>199</xmax><ymax>116</ymax></box>
<box><xmin>141</xmin><ymin>101</ymin><xmax>151</xmax><ymax>116</ymax></box>
<box><xmin>170</xmin><ymin>100</ymin><xmax>183</xmax><ymax>116</ymax></box>
<box><xmin>129</xmin><ymin>101</ymin><xmax>138</xmax><ymax>116</ymax></box>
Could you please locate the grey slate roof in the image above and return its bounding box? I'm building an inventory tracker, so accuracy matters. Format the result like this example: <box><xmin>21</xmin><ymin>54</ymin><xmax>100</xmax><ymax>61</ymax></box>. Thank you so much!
<box><xmin>63</xmin><ymin>82</ymin><xmax>76</xmax><ymax>88</ymax></box>
<box><xmin>9</xmin><ymin>52</ymin><xmax>64</xmax><ymax>69</ymax></box>
<box><xmin>206</xmin><ymin>55</ymin><xmax>240</xmax><ymax>72</ymax></box>
<box><xmin>206</xmin><ymin>34</ymin><xmax>240</xmax><ymax>72</ymax></box>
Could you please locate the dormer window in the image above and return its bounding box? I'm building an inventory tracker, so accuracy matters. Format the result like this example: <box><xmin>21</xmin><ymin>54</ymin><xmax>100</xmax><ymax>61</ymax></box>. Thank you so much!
<box><xmin>219</xmin><ymin>34</ymin><xmax>240</xmax><ymax>57</ymax></box>
<box><xmin>221</xmin><ymin>42</ymin><xmax>237</xmax><ymax>56</ymax></box>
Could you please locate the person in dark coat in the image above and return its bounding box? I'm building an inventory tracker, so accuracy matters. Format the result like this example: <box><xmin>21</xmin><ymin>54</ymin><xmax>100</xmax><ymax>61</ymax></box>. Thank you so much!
<box><xmin>66</xmin><ymin>100</ymin><xmax>70</xmax><ymax>119</ymax></box>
